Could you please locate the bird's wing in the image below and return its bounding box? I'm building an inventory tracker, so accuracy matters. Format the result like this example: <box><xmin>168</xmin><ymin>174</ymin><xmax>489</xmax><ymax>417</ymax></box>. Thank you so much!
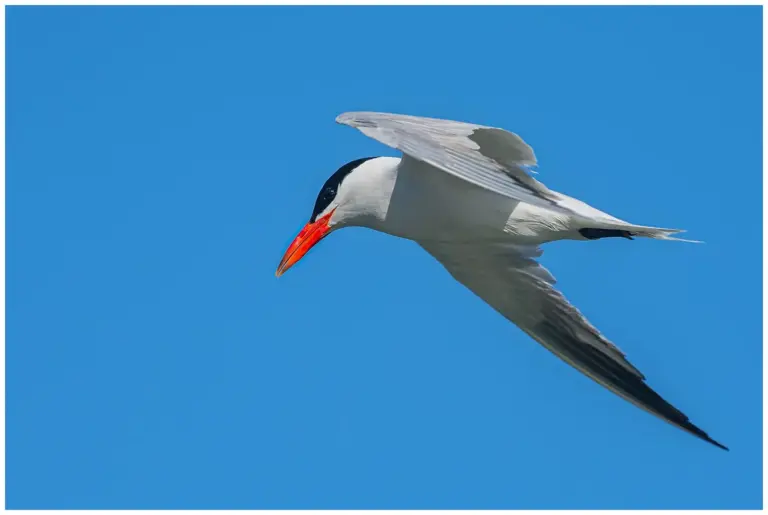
<box><xmin>419</xmin><ymin>240</ymin><xmax>727</xmax><ymax>450</ymax></box>
<box><xmin>336</xmin><ymin>111</ymin><xmax>573</xmax><ymax>214</ymax></box>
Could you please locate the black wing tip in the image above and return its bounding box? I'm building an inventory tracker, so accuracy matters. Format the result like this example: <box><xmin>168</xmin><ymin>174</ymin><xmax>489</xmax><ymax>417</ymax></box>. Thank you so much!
<box><xmin>702</xmin><ymin>434</ymin><xmax>729</xmax><ymax>451</ymax></box>
<box><xmin>579</xmin><ymin>228</ymin><xmax>635</xmax><ymax>240</ymax></box>
<box><xmin>681</xmin><ymin>421</ymin><xmax>729</xmax><ymax>451</ymax></box>
<box><xmin>530</xmin><ymin>309</ymin><xmax>730</xmax><ymax>453</ymax></box>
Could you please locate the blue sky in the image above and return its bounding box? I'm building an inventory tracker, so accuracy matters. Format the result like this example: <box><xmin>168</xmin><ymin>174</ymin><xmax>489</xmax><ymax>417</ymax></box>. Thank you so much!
<box><xmin>6</xmin><ymin>6</ymin><xmax>762</xmax><ymax>509</ymax></box>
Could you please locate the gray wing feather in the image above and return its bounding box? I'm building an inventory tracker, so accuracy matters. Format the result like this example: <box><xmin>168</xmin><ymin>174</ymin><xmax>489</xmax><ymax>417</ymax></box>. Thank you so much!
<box><xmin>336</xmin><ymin>111</ymin><xmax>573</xmax><ymax>214</ymax></box>
<box><xmin>420</xmin><ymin>240</ymin><xmax>727</xmax><ymax>450</ymax></box>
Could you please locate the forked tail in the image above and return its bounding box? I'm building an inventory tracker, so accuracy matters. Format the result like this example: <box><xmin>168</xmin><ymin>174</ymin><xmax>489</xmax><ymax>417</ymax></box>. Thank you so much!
<box><xmin>579</xmin><ymin>224</ymin><xmax>702</xmax><ymax>243</ymax></box>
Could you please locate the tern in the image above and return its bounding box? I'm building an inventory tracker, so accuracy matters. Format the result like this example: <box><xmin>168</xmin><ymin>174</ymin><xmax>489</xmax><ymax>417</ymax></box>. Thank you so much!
<box><xmin>276</xmin><ymin>111</ymin><xmax>727</xmax><ymax>451</ymax></box>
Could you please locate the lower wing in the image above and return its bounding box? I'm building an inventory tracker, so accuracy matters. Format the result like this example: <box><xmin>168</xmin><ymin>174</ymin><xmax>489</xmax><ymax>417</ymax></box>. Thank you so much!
<box><xmin>419</xmin><ymin>240</ymin><xmax>727</xmax><ymax>450</ymax></box>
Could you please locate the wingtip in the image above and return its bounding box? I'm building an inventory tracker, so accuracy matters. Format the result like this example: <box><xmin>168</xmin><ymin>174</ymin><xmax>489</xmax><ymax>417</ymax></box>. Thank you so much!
<box><xmin>683</xmin><ymin>422</ymin><xmax>728</xmax><ymax>451</ymax></box>
<box><xmin>709</xmin><ymin>438</ymin><xmax>729</xmax><ymax>451</ymax></box>
<box><xmin>336</xmin><ymin>111</ymin><xmax>372</xmax><ymax>128</ymax></box>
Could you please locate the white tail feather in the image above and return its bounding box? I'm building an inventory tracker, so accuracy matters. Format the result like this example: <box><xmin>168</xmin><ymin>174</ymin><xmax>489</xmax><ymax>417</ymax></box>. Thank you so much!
<box><xmin>615</xmin><ymin>224</ymin><xmax>702</xmax><ymax>244</ymax></box>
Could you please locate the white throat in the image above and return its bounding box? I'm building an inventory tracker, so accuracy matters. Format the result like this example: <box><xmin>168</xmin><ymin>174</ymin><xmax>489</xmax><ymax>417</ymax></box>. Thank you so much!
<box><xmin>329</xmin><ymin>156</ymin><xmax>401</xmax><ymax>231</ymax></box>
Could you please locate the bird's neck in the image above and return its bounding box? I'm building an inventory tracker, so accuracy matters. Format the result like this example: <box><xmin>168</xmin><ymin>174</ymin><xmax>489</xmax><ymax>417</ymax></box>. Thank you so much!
<box><xmin>333</xmin><ymin>157</ymin><xmax>402</xmax><ymax>231</ymax></box>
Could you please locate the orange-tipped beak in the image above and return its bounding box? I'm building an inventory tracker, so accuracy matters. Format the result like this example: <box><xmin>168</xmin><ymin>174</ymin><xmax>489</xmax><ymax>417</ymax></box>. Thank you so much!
<box><xmin>275</xmin><ymin>210</ymin><xmax>334</xmax><ymax>277</ymax></box>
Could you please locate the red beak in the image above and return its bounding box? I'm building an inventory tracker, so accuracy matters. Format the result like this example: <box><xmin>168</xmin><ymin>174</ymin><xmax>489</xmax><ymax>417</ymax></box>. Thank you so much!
<box><xmin>275</xmin><ymin>210</ymin><xmax>334</xmax><ymax>277</ymax></box>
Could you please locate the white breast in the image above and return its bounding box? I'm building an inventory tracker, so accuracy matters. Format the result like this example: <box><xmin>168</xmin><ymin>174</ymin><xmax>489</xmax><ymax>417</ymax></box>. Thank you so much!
<box><xmin>376</xmin><ymin>156</ymin><xmax>572</xmax><ymax>245</ymax></box>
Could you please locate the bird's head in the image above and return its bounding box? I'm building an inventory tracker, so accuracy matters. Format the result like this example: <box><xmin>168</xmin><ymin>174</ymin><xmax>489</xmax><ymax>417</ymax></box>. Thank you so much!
<box><xmin>275</xmin><ymin>157</ymin><xmax>382</xmax><ymax>277</ymax></box>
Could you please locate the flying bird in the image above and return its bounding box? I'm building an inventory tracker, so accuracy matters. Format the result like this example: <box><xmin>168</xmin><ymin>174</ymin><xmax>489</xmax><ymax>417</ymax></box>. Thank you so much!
<box><xmin>276</xmin><ymin>111</ymin><xmax>727</xmax><ymax>451</ymax></box>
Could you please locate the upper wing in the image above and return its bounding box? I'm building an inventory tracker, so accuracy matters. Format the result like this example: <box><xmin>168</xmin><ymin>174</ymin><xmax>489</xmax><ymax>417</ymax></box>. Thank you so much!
<box><xmin>419</xmin><ymin>240</ymin><xmax>727</xmax><ymax>450</ymax></box>
<box><xmin>336</xmin><ymin>111</ymin><xmax>573</xmax><ymax>214</ymax></box>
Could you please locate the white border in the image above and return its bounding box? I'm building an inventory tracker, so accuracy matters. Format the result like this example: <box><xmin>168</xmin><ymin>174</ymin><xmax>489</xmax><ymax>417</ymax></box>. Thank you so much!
<box><xmin>5</xmin><ymin>0</ymin><xmax>764</xmax><ymax>6</ymax></box>
<box><xmin>2</xmin><ymin>0</ymin><xmax>766</xmax><ymax>5</ymax></box>
<box><xmin>762</xmin><ymin>3</ymin><xmax>766</xmax><ymax>513</ymax></box>
<box><xmin>1</xmin><ymin>1</ymin><xmax>764</xmax><ymax>514</ymax></box>
<box><xmin>1</xmin><ymin>1</ymin><xmax>6</xmax><ymax>511</ymax></box>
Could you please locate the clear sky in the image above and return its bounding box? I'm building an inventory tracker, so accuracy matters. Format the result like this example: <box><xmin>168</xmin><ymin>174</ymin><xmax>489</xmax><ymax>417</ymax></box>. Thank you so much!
<box><xmin>6</xmin><ymin>5</ymin><xmax>762</xmax><ymax>510</ymax></box>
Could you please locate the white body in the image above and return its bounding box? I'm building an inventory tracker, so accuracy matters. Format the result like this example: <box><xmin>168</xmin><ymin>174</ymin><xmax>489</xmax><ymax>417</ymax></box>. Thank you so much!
<box><xmin>332</xmin><ymin>156</ymin><xmax>621</xmax><ymax>245</ymax></box>
<box><xmin>300</xmin><ymin>111</ymin><xmax>723</xmax><ymax>449</ymax></box>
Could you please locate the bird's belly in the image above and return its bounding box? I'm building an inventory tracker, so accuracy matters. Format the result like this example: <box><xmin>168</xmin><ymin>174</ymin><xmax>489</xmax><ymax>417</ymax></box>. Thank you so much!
<box><xmin>380</xmin><ymin>159</ymin><xmax>570</xmax><ymax>245</ymax></box>
<box><xmin>375</xmin><ymin>161</ymin><xmax>568</xmax><ymax>245</ymax></box>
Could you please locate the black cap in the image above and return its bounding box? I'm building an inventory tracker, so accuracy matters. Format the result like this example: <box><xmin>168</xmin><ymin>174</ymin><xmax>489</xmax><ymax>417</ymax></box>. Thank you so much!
<box><xmin>310</xmin><ymin>157</ymin><xmax>376</xmax><ymax>222</ymax></box>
